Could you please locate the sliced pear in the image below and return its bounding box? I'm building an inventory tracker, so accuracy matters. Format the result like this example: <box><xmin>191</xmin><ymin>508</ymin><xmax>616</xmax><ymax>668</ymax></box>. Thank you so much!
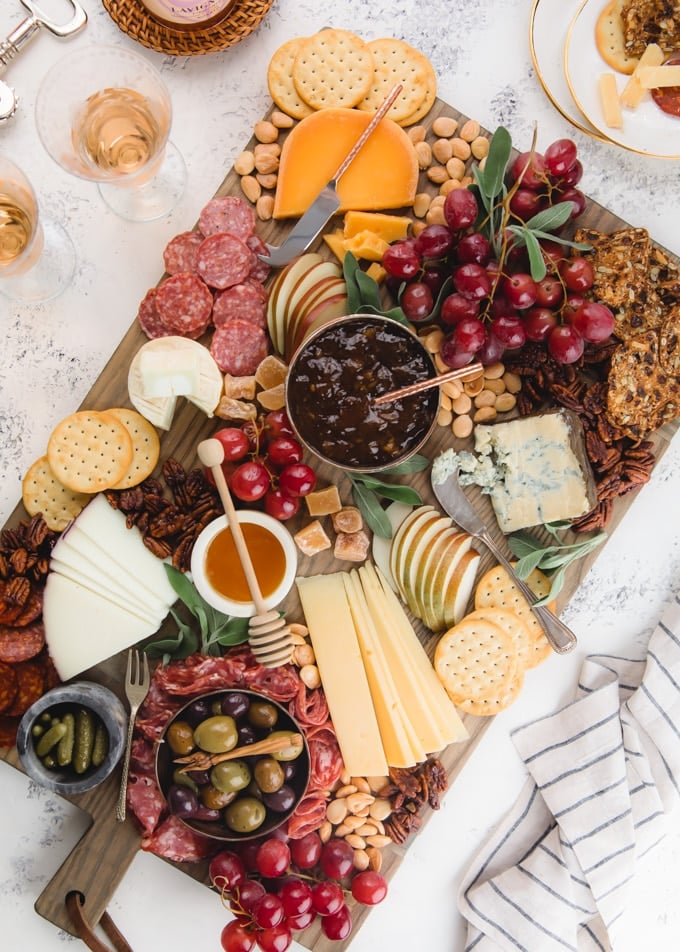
<box><xmin>400</xmin><ymin>515</ymin><xmax>453</xmax><ymax>618</ymax></box>
<box><xmin>371</xmin><ymin>501</ymin><xmax>414</xmax><ymax>592</ymax></box>
<box><xmin>389</xmin><ymin>506</ymin><xmax>436</xmax><ymax>604</ymax></box>
<box><xmin>441</xmin><ymin>549</ymin><xmax>481</xmax><ymax>629</ymax></box>
<box><xmin>424</xmin><ymin>532</ymin><xmax>474</xmax><ymax>631</ymax></box>
<box><xmin>413</xmin><ymin>526</ymin><xmax>465</xmax><ymax>622</ymax></box>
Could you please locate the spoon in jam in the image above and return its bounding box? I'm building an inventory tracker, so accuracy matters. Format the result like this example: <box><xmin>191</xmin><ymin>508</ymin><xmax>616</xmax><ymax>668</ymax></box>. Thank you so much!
<box><xmin>197</xmin><ymin>438</ymin><xmax>293</xmax><ymax>668</ymax></box>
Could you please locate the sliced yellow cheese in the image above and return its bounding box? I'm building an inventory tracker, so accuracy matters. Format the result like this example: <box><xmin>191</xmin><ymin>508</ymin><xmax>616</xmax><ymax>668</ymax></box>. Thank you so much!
<box><xmin>344</xmin><ymin>572</ymin><xmax>425</xmax><ymax>767</ymax></box>
<box><xmin>343</xmin><ymin>211</ymin><xmax>412</xmax><ymax>242</ymax></box>
<box><xmin>620</xmin><ymin>44</ymin><xmax>664</xmax><ymax>108</ymax></box>
<box><xmin>322</xmin><ymin>229</ymin><xmax>348</xmax><ymax>264</ymax></box>
<box><xmin>344</xmin><ymin>231</ymin><xmax>390</xmax><ymax>262</ymax></box>
<box><xmin>273</xmin><ymin>108</ymin><xmax>419</xmax><ymax>219</ymax></box>
<box><xmin>599</xmin><ymin>72</ymin><xmax>624</xmax><ymax>129</ymax></box>
<box><xmin>638</xmin><ymin>64</ymin><xmax>680</xmax><ymax>88</ymax></box>
<box><xmin>296</xmin><ymin>573</ymin><xmax>388</xmax><ymax>776</ymax></box>
<box><xmin>360</xmin><ymin>563</ymin><xmax>469</xmax><ymax>746</ymax></box>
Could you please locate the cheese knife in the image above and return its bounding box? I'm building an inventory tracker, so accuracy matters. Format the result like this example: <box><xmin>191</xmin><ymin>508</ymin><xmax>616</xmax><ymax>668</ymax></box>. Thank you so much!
<box><xmin>257</xmin><ymin>83</ymin><xmax>403</xmax><ymax>268</ymax></box>
<box><xmin>430</xmin><ymin>460</ymin><xmax>577</xmax><ymax>655</ymax></box>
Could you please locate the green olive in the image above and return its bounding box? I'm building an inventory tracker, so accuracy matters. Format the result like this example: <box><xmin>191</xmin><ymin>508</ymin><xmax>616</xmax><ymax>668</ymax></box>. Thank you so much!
<box><xmin>166</xmin><ymin>720</ymin><xmax>195</xmax><ymax>756</ymax></box>
<box><xmin>200</xmin><ymin>784</ymin><xmax>237</xmax><ymax>811</ymax></box>
<box><xmin>224</xmin><ymin>796</ymin><xmax>267</xmax><ymax>834</ymax></box>
<box><xmin>210</xmin><ymin>760</ymin><xmax>251</xmax><ymax>794</ymax></box>
<box><xmin>247</xmin><ymin>701</ymin><xmax>279</xmax><ymax>730</ymax></box>
<box><xmin>172</xmin><ymin>768</ymin><xmax>198</xmax><ymax>792</ymax></box>
<box><xmin>268</xmin><ymin>730</ymin><xmax>304</xmax><ymax>762</ymax></box>
<box><xmin>193</xmin><ymin>715</ymin><xmax>238</xmax><ymax>754</ymax></box>
<box><xmin>253</xmin><ymin>757</ymin><xmax>285</xmax><ymax>794</ymax></box>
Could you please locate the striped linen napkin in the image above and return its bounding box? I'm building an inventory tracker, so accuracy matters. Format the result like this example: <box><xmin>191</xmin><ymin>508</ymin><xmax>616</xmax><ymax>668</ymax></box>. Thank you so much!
<box><xmin>458</xmin><ymin>592</ymin><xmax>680</xmax><ymax>951</ymax></box>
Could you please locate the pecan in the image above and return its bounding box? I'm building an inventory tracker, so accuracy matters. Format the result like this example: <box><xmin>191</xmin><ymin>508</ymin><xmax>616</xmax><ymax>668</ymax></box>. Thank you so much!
<box><xmin>24</xmin><ymin>514</ymin><xmax>52</xmax><ymax>550</ymax></box>
<box><xmin>148</xmin><ymin>507</ymin><xmax>190</xmax><ymax>539</ymax></box>
<box><xmin>572</xmin><ymin>498</ymin><xmax>613</xmax><ymax>532</ymax></box>
<box><xmin>9</xmin><ymin>548</ymin><xmax>29</xmax><ymax>575</ymax></box>
<box><xmin>116</xmin><ymin>486</ymin><xmax>146</xmax><ymax>512</ymax></box>
<box><xmin>143</xmin><ymin>536</ymin><xmax>173</xmax><ymax>559</ymax></box>
<box><xmin>172</xmin><ymin>534</ymin><xmax>196</xmax><ymax>572</ymax></box>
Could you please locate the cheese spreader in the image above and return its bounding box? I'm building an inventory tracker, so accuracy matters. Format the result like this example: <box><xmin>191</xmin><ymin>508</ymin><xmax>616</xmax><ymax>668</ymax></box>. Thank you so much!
<box><xmin>257</xmin><ymin>83</ymin><xmax>403</xmax><ymax>268</ymax></box>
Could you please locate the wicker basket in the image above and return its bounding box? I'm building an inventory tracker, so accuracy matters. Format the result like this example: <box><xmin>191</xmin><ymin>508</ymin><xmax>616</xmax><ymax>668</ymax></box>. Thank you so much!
<box><xmin>102</xmin><ymin>0</ymin><xmax>275</xmax><ymax>56</ymax></box>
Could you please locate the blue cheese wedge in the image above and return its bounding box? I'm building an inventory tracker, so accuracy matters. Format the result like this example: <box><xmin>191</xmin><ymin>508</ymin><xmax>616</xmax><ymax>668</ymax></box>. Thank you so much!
<box><xmin>461</xmin><ymin>409</ymin><xmax>596</xmax><ymax>533</ymax></box>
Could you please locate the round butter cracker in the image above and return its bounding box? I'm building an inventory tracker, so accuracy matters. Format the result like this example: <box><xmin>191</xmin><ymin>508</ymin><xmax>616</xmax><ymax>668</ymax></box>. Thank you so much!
<box><xmin>434</xmin><ymin>615</ymin><xmax>518</xmax><ymax>705</ymax></box>
<box><xmin>46</xmin><ymin>409</ymin><xmax>133</xmax><ymax>494</ymax></box>
<box><xmin>21</xmin><ymin>455</ymin><xmax>90</xmax><ymax>532</ymax></box>
<box><xmin>475</xmin><ymin>564</ymin><xmax>554</xmax><ymax>667</ymax></box>
<box><xmin>455</xmin><ymin>672</ymin><xmax>525</xmax><ymax>717</ymax></box>
<box><xmin>267</xmin><ymin>37</ymin><xmax>315</xmax><ymax>120</ymax></box>
<box><xmin>293</xmin><ymin>29</ymin><xmax>375</xmax><ymax>110</ymax></box>
<box><xmin>358</xmin><ymin>38</ymin><xmax>436</xmax><ymax>124</ymax></box>
<box><xmin>107</xmin><ymin>407</ymin><xmax>160</xmax><ymax>490</ymax></box>
<box><xmin>595</xmin><ymin>0</ymin><xmax>639</xmax><ymax>75</ymax></box>
<box><xmin>465</xmin><ymin>606</ymin><xmax>533</xmax><ymax>673</ymax></box>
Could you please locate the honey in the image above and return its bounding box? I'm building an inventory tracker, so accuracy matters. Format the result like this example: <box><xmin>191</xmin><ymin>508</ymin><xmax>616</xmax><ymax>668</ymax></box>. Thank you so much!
<box><xmin>204</xmin><ymin>522</ymin><xmax>287</xmax><ymax>604</ymax></box>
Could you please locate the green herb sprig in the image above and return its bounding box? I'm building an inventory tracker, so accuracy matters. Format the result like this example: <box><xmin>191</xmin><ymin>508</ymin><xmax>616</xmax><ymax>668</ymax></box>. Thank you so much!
<box><xmin>343</xmin><ymin>251</ymin><xmax>410</xmax><ymax>324</ymax></box>
<box><xmin>143</xmin><ymin>564</ymin><xmax>249</xmax><ymax>662</ymax></box>
<box><xmin>346</xmin><ymin>454</ymin><xmax>429</xmax><ymax>537</ymax></box>
<box><xmin>507</xmin><ymin>521</ymin><xmax>607</xmax><ymax>605</ymax></box>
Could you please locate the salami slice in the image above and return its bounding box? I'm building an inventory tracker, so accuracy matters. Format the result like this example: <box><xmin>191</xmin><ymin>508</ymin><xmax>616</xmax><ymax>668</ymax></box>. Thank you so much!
<box><xmin>0</xmin><ymin>621</ymin><xmax>45</xmax><ymax>664</ymax></box>
<box><xmin>142</xmin><ymin>814</ymin><xmax>217</xmax><ymax>863</ymax></box>
<box><xmin>0</xmin><ymin>715</ymin><xmax>18</xmax><ymax>749</ymax></box>
<box><xmin>163</xmin><ymin>230</ymin><xmax>203</xmax><ymax>276</ymax></box>
<box><xmin>137</xmin><ymin>287</ymin><xmax>172</xmax><ymax>340</ymax></box>
<box><xmin>196</xmin><ymin>233</ymin><xmax>254</xmax><ymax>291</ymax></box>
<box><xmin>286</xmin><ymin>792</ymin><xmax>328</xmax><ymax>839</ymax></box>
<box><xmin>212</xmin><ymin>282</ymin><xmax>267</xmax><ymax>330</ymax></box>
<box><xmin>198</xmin><ymin>196</ymin><xmax>256</xmax><ymax>242</ymax></box>
<box><xmin>289</xmin><ymin>683</ymin><xmax>329</xmax><ymax>727</ymax></box>
<box><xmin>305</xmin><ymin>723</ymin><xmax>343</xmax><ymax>790</ymax></box>
<box><xmin>0</xmin><ymin>661</ymin><xmax>18</xmax><ymax>714</ymax></box>
<box><xmin>155</xmin><ymin>272</ymin><xmax>213</xmax><ymax>338</ymax></box>
<box><xmin>12</xmin><ymin>589</ymin><xmax>42</xmax><ymax>627</ymax></box>
<box><xmin>210</xmin><ymin>320</ymin><xmax>269</xmax><ymax>376</ymax></box>
<box><xmin>246</xmin><ymin>234</ymin><xmax>272</xmax><ymax>283</ymax></box>
<box><xmin>5</xmin><ymin>659</ymin><xmax>44</xmax><ymax>716</ymax></box>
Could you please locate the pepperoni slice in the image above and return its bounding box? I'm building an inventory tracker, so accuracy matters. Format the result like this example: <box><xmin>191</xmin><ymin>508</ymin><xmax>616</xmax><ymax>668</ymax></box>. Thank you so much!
<box><xmin>246</xmin><ymin>234</ymin><xmax>272</xmax><ymax>283</ymax></box>
<box><xmin>4</xmin><ymin>659</ymin><xmax>44</xmax><ymax>716</ymax></box>
<box><xmin>289</xmin><ymin>683</ymin><xmax>329</xmax><ymax>727</ymax></box>
<box><xmin>163</xmin><ymin>230</ymin><xmax>203</xmax><ymax>276</ymax></box>
<box><xmin>196</xmin><ymin>234</ymin><xmax>254</xmax><ymax>291</ymax></box>
<box><xmin>305</xmin><ymin>723</ymin><xmax>343</xmax><ymax>790</ymax></box>
<box><xmin>0</xmin><ymin>661</ymin><xmax>18</xmax><ymax>714</ymax></box>
<box><xmin>0</xmin><ymin>621</ymin><xmax>45</xmax><ymax>663</ymax></box>
<box><xmin>210</xmin><ymin>320</ymin><xmax>269</xmax><ymax>376</ymax></box>
<box><xmin>212</xmin><ymin>282</ymin><xmax>267</xmax><ymax>329</ymax></box>
<box><xmin>155</xmin><ymin>272</ymin><xmax>213</xmax><ymax>337</ymax></box>
<box><xmin>137</xmin><ymin>287</ymin><xmax>172</xmax><ymax>340</ymax></box>
<box><xmin>12</xmin><ymin>590</ymin><xmax>42</xmax><ymax>627</ymax></box>
<box><xmin>198</xmin><ymin>196</ymin><xmax>256</xmax><ymax>242</ymax></box>
<box><xmin>0</xmin><ymin>715</ymin><xmax>18</xmax><ymax>749</ymax></box>
<box><xmin>286</xmin><ymin>792</ymin><xmax>328</xmax><ymax>839</ymax></box>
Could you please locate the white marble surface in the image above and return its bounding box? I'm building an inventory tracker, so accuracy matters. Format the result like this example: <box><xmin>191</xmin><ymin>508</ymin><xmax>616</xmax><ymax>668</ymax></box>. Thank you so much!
<box><xmin>1</xmin><ymin>1</ymin><xmax>679</xmax><ymax>949</ymax></box>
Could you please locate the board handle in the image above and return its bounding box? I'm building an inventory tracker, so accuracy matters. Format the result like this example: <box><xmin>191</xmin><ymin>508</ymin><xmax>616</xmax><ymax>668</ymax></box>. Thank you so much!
<box><xmin>35</xmin><ymin>772</ymin><xmax>141</xmax><ymax>938</ymax></box>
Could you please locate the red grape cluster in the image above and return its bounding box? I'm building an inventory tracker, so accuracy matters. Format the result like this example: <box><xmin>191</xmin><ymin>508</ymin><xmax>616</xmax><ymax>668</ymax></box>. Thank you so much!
<box><xmin>381</xmin><ymin>138</ymin><xmax>615</xmax><ymax>366</ymax></box>
<box><xmin>212</xmin><ymin>832</ymin><xmax>388</xmax><ymax>952</ymax></box>
<box><xmin>208</xmin><ymin>410</ymin><xmax>316</xmax><ymax>521</ymax></box>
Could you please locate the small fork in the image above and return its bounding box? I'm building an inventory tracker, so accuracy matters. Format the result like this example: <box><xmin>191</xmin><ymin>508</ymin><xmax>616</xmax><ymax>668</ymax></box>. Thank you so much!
<box><xmin>116</xmin><ymin>648</ymin><xmax>150</xmax><ymax>823</ymax></box>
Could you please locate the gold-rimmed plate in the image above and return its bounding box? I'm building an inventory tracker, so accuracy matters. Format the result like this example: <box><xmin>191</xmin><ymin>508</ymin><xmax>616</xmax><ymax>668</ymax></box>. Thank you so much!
<box><xmin>529</xmin><ymin>0</ymin><xmax>606</xmax><ymax>141</ymax></box>
<box><xmin>564</xmin><ymin>0</ymin><xmax>680</xmax><ymax>159</ymax></box>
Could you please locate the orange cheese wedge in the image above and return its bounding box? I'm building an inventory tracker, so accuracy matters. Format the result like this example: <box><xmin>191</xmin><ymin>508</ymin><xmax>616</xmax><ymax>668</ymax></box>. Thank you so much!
<box><xmin>273</xmin><ymin>108</ymin><xmax>419</xmax><ymax>219</ymax></box>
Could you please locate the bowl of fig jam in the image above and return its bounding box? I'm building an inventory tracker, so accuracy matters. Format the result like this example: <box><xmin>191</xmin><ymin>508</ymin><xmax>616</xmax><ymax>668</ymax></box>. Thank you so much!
<box><xmin>285</xmin><ymin>314</ymin><xmax>439</xmax><ymax>472</ymax></box>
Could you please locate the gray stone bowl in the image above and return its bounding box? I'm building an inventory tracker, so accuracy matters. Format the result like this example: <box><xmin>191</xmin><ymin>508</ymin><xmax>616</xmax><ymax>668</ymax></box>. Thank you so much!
<box><xmin>16</xmin><ymin>681</ymin><xmax>127</xmax><ymax>795</ymax></box>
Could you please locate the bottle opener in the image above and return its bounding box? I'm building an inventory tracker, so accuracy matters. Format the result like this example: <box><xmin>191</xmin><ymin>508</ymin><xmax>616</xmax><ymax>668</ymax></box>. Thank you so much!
<box><xmin>0</xmin><ymin>0</ymin><xmax>88</xmax><ymax>123</ymax></box>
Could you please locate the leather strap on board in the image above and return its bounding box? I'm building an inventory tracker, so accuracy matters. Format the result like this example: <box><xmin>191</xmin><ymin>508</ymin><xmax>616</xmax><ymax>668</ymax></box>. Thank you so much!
<box><xmin>66</xmin><ymin>892</ymin><xmax>133</xmax><ymax>952</ymax></box>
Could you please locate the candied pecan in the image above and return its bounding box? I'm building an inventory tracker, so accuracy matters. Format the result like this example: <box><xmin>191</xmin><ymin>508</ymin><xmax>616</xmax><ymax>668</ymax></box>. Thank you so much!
<box><xmin>0</xmin><ymin>554</ymin><xmax>9</xmax><ymax>579</ymax></box>
<box><xmin>571</xmin><ymin>499</ymin><xmax>613</xmax><ymax>532</ymax></box>
<box><xmin>516</xmin><ymin>392</ymin><xmax>537</xmax><ymax>415</ymax></box>
<box><xmin>586</xmin><ymin>429</ymin><xmax>608</xmax><ymax>463</ymax></box>
<box><xmin>116</xmin><ymin>486</ymin><xmax>146</xmax><ymax>512</ymax></box>
<box><xmin>24</xmin><ymin>515</ymin><xmax>52</xmax><ymax>550</ymax></box>
<box><xmin>549</xmin><ymin>384</ymin><xmax>584</xmax><ymax>412</ymax></box>
<box><xmin>172</xmin><ymin>534</ymin><xmax>196</xmax><ymax>572</ymax></box>
<box><xmin>9</xmin><ymin>548</ymin><xmax>28</xmax><ymax>575</ymax></box>
<box><xmin>388</xmin><ymin>767</ymin><xmax>422</xmax><ymax>799</ymax></box>
<box><xmin>143</xmin><ymin>536</ymin><xmax>173</xmax><ymax>559</ymax></box>
<box><xmin>148</xmin><ymin>507</ymin><xmax>190</xmax><ymax>539</ymax></box>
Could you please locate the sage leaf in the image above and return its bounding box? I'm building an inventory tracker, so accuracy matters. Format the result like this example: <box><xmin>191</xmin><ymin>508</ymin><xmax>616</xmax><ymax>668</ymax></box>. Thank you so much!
<box><xmin>478</xmin><ymin>127</ymin><xmax>512</xmax><ymax>201</ymax></box>
<box><xmin>356</xmin><ymin>480</ymin><xmax>421</xmax><ymax>504</ymax></box>
<box><xmin>343</xmin><ymin>252</ymin><xmax>362</xmax><ymax>313</ymax></box>
<box><xmin>355</xmin><ymin>267</ymin><xmax>383</xmax><ymax>310</ymax></box>
<box><xmin>349</xmin><ymin>477</ymin><xmax>393</xmax><ymax>537</ymax></box>
<box><xmin>383</xmin><ymin>453</ymin><xmax>430</xmax><ymax>475</ymax></box>
<box><xmin>524</xmin><ymin>229</ymin><xmax>547</xmax><ymax>281</ymax></box>
<box><xmin>524</xmin><ymin>201</ymin><xmax>574</xmax><ymax>233</ymax></box>
<box><xmin>514</xmin><ymin>548</ymin><xmax>552</xmax><ymax>577</ymax></box>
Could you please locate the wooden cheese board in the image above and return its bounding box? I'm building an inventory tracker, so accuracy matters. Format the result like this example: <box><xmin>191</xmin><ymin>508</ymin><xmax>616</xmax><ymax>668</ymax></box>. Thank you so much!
<box><xmin>1</xmin><ymin>94</ymin><xmax>678</xmax><ymax>951</ymax></box>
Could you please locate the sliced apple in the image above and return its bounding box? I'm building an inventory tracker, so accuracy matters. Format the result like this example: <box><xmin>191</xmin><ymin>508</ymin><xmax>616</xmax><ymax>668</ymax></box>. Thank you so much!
<box><xmin>286</xmin><ymin>277</ymin><xmax>347</xmax><ymax>360</ymax></box>
<box><xmin>284</xmin><ymin>260</ymin><xmax>341</xmax><ymax>330</ymax></box>
<box><xmin>389</xmin><ymin>506</ymin><xmax>436</xmax><ymax>604</ymax></box>
<box><xmin>292</xmin><ymin>293</ymin><xmax>349</xmax><ymax>355</ymax></box>
<box><xmin>266</xmin><ymin>253</ymin><xmax>323</xmax><ymax>354</ymax></box>
<box><xmin>372</xmin><ymin>501</ymin><xmax>414</xmax><ymax>592</ymax></box>
<box><xmin>424</xmin><ymin>531</ymin><xmax>474</xmax><ymax>631</ymax></box>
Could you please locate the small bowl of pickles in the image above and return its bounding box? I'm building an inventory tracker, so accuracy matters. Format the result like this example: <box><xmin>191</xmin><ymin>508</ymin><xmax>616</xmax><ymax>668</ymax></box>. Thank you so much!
<box><xmin>155</xmin><ymin>689</ymin><xmax>311</xmax><ymax>841</ymax></box>
<box><xmin>16</xmin><ymin>681</ymin><xmax>127</xmax><ymax>796</ymax></box>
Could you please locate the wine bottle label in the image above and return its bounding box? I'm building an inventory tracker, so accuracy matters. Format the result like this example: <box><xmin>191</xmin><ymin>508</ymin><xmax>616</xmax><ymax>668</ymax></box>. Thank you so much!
<box><xmin>140</xmin><ymin>0</ymin><xmax>232</xmax><ymax>27</ymax></box>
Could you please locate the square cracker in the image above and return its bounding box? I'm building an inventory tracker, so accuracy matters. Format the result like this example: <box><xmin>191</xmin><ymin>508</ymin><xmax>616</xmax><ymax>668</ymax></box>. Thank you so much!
<box><xmin>357</xmin><ymin>38</ymin><xmax>436</xmax><ymax>124</ymax></box>
<box><xmin>293</xmin><ymin>29</ymin><xmax>375</xmax><ymax>110</ymax></box>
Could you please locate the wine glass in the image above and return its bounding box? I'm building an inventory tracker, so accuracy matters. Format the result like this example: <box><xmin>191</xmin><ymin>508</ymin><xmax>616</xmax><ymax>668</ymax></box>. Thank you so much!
<box><xmin>0</xmin><ymin>155</ymin><xmax>76</xmax><ymax>303</ymax></box>
<box><xmin>35</xmin><ymin>45</ymin><xmax>186</xmax><ymax>223</ymax></box>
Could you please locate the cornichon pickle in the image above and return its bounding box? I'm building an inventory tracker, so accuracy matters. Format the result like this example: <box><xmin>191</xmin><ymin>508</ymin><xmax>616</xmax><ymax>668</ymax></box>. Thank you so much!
<box><xmin>91</xmin><ymin>721</ymin><xmax>108</xmax><ymax>768</ymax></box>
<box><xmin>56</xmin><ymin>712</ymin><xmax>76</xmax><ymax>767</ymax></box>
<box><xmin>42</xmin><ymin>754</ymin><xmax>57</xmax><ymax>769</ymax></box>
<box><xmin>73</xmin><ymin>707</ymin><xmax>95</xmax><ymax>774</ymax></box>
<box><xmin>36</xmin><ymin>722</ymin><xmax>67</xmax><ymax>757</ymax></box>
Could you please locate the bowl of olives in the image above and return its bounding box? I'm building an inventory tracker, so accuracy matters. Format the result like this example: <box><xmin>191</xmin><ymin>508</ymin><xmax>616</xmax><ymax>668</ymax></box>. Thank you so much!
<box><xmin>16</xmin><ymin>681</ymin><xmax>127</xmax><ymax>796</ymax></box>
<box><xmin>155</xmin><ymin>689</ymin><xmax>311</xmax><ymax>841</ymax></box>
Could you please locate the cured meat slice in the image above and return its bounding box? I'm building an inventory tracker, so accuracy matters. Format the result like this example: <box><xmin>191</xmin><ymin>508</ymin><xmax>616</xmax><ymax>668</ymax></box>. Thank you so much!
<box><xmin>142</xmin><ymin>814</ymin><xmax>216</xmax><ymax>863</ymax></box>
<box><xmin>4</xmin><ymin>659</ymin><xmax>44</xmax><ymax>716</ymax></box>
<box><xmin>199</xmin><ymin>195</ymin><xmax>256</xmax><ymax>242</ymax></box>
<box><xmin>137</xmin><ymin>287</ymin><xmax>172</xmax><ymax>340</ymax></box>
<box><xmin>286</xmin><ymin>792</ymin><xmax>328</xmax><ymax>839</ymax></box>
<box><xmin>11</xmin><ymin>590</ymin><xmax>42</xmax><ymax>628</ymax></box>
<box><xmin>243</xmin><ymin>661</ymin><xmax>300</xmax><ymax>702</ymax></box>
<box><xmin>196</xmin><ymin>234</ymin><xmax>254</xmax><ymax>291</ymax></box>
<box><xmin>155</xmin><ymin>272</ymin><xmax>213</xmax><ymax>338</ymax></box>
<box><xmin>155</xmin><ymin>651</ymin><xmax>252</xmax><ymax>695</ymax></box>
<box><xmin>0</xmin><ymin>715</ymin><xmax>18</xmax><ymax>748</ymax></box>
<box><xmin>163</xmin><ymin>230</ymin><xmax>203</xmax><ymax>276</ymax></box>
<box><xmin>246</xmin><ymin>234</ymin><xmax>272</xmax><ymax>283</ymax></box>
<box><xmin>305</xmin><ymin>722</ymin><xmax>343</xmax><ymax>790</ymax></box>
<box><xmin>289</xmin><ymin>683</ymin><xmax>329</xmax><ymax>727</ymax></box>
<box><xmin>0</xmin><ymin>621</ymin><xmax>45</xmax><ymax>664</ymax></box>
<box><xmin>0</xmin><ymin>661</ymin><xmax>18</xmax><ymax>713</ymax></box>
<box><xmin>210</xmin><ymin>320</ymin><xmax>269</xmax><ymax>376</ymax></box>
<box><xmin>212</xmin><ymin>282</ymin><xmax>267</xmax><ymax>329</ymax></box>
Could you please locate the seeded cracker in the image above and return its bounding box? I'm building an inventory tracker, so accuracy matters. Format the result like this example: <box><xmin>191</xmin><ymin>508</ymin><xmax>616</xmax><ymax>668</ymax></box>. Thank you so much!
<box><xmin>46</xmin><ymin>409</ymin><xmax>133</xmax><ymax>494</ymax></box>
<box><xmin>107</xmin><ymin>408</ymin><xmax>160</xmax><ymax>490</ymax></box>
<box><xmin>267</xmin><ymin>38</ymin><xmax>315</xmax><ymax>120</ymax></box>
<box><xmin>595</xmin><ymin>0</ymin><xmax>640</xmax><ymax>75</ymax></box>
<box><xmin>357</xmin><ymin>38</ymin><xmax>435</xmax><ymax>124</ymax></box>
<box><xmin>293</xmin><ymin>30</ymin><xmax>375</xmax><ymax>110</ymax></box>
<box><xmin>21</xmin><ymin>455</ymin><xmax>90</xmax><ymax>532</ymax></box>
<box><xmin>621</xmin><ymin>0</ymin><xmax>680</xmax><ymax>57</ymax></box>
<box><xmin>606</xmin><ymin>328</ymin><xmax>680</xmax><ymax>437</ymax></box>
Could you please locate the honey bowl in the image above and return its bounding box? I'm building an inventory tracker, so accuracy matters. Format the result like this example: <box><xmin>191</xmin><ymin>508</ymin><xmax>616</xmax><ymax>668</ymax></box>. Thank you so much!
<box><xmin>190</xmin><ymin>511</ymin><xmax>298</xmax><ymax>617</ymax></box>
